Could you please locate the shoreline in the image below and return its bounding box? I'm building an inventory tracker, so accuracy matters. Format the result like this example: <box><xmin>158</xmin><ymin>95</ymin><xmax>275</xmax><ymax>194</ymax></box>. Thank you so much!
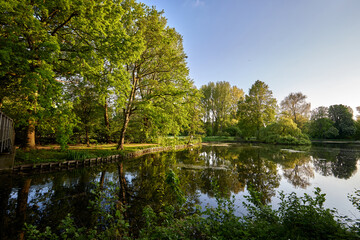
<box><xmin>4</xmin><ymin>144</ymin><xmax>201</xmax><ymax>174</ymax></box>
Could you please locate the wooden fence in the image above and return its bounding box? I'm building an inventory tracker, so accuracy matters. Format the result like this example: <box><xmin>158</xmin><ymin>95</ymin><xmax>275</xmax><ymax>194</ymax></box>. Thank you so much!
<box><xmin>0</xmin><ymin>111</ymin><xmax>15</xmax><ymax>154</ymax></box>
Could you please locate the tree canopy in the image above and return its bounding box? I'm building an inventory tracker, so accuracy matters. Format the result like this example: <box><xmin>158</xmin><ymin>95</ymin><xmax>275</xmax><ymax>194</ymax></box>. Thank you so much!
<box><xmin>280</xmin><ymin>92</ymin><xmax>311</xmax><ymax>130</ymax></box>
<box><xmin>0</xmin><ymin>0</ymin><xmax>144</xmax><ymax>148</ymax></box>
<box><xmin>328</xmin><ymin>104</ymin><xmax>356</xmax><ymax>139</ymax></box>
<box><xmin>200</xmin><ymin>81</ymin><xmax>243</xmax><ymax>136</ymax></box>
<box><xmin>238</xmin><ymin>80</ymin><xmax>277</xmax><ymax>139</ymax></box>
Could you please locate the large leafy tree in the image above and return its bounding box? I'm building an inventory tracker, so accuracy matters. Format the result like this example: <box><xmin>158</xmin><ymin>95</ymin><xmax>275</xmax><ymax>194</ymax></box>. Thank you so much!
<box><xmin>238</xmin><ymin>80</ymin><xmax>277</xmax><ymax>139</ymax></box>
<box><xmin>116</xmin><ymin>7</ymin><xmax>196</xmax><ymax>150</ymax></box>
<box><xmin>66</xmin><ymin>81</ymin><xmax>103</xmax><ymax>147</ymax></box>
<box><xmin>310</xmin><ymin>106</ymin><xmax>329</xmax><ymax>121</ymax></box>
<box><xmin>0</xmin><ymin>0</ymin><xmax>142</xmax><ymax>148</ymax></box>
<box><xmin>309</xmin><ymin>118</ymin><xmax>338</xmax><ymax>139</ymax></box>
<box><xmin>200</xmin><ymin>81</ymin><xmax>243</xmax><ymax>135</ymax></box>
<box><xmin>328</xmin><ymin>104</ymin><xmax>356</xmax><ymax>138</ymax></box>
<box><xmin>308</xmin><ymin>106</ymin><xmax>338</xmax><ymax>139</ymax></box>
<box><xmin>280</xmin><ymin>92</ymin><xmax>311</xmax><ymax>129</ymax></box>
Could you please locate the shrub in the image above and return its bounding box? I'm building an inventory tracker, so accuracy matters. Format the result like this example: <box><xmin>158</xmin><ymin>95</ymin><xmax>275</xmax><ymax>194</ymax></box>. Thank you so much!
<box><xmin>25</xmin><ymin>176</ymin><xmax>359</xmax><ymax>240</ymax></box>
<box><xmin>224</xmin><ymin>126</ymin><xmax>242</xmax><ymax>137</ymax></box>
<box><xmin>260</xmin><ymin>118</ymin><xmax>311</xmax><ymax>145</ymax></box>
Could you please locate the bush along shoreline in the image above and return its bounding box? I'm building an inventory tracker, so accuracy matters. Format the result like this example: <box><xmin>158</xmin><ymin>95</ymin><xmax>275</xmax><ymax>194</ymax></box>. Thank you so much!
<box><xmin>25</xmin><ymin>171</ymin><xmax>360</xmax><ymax>240</ymax></box>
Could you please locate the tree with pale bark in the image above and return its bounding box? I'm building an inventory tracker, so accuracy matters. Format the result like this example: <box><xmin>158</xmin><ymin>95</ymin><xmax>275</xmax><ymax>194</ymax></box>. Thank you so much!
<box><xmin>280</xmin><ymin>92</ymin><xmax>311</xmax><ymax>130</ymax></box>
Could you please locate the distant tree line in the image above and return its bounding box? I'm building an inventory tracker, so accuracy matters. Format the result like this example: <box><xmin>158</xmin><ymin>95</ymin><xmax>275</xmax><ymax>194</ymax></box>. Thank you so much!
<box><xmin>201</xmin><ymin>80</ymin><xmax>360</xmax><ymax>144</ymax></box>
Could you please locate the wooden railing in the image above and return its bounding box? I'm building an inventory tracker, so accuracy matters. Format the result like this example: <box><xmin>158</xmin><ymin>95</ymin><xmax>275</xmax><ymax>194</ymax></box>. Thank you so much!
<box><xmin>0</xmin><ymin>111</ymin><xmax>15</xmax><ymax>154</ymax></box>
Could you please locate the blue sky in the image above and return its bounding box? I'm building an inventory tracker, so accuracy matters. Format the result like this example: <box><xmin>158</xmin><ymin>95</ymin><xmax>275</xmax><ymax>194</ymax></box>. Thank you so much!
<box><xmin>140</xmin><ymin>0</ymin><xmax>360</xmax><ymax>113</ymax></box>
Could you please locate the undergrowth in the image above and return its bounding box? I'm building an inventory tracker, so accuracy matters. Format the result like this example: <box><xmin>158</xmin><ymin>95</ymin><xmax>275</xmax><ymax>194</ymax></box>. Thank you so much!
<box><xmin>25</xmin><ymin>171</ymin><xmax>360</xmax><ymax>240</ymax></box>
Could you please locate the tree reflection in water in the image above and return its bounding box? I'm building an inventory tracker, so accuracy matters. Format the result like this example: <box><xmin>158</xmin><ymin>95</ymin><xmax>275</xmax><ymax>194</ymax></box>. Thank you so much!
<box><xmin>236</xmin><ymin>147</ymin><xmax>280</xmax><ymax>204</ymax></box>
<box><xmin>276</xmin><ymin>150</ymin><xmax>314</xmax><ymax>189</ymax></box>
<box><xmin>2</xmin><ymin>143</ymin><xmax>360</xmax><ymax>240</ymax></box>
<box><xmin>312</xmin><ymin>146</ymin><xmax>359</xmax><ymax>179</ymax></box>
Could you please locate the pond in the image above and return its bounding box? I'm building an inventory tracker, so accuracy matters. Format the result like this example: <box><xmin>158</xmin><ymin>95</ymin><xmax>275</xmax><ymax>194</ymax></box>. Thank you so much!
<box><xmin>1</xmin><ymin>143</ymin><xmax>360</xmax><ymax>239</ymax></box>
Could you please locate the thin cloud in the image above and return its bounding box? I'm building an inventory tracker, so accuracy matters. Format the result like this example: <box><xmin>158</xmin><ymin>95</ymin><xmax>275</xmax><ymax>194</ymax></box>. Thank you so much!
<box><xmin>184</xmin><ymin>0</ymin><xmax>205</xmax><ymax>8</ymax></box>
<box><xmin>193</xmin><ymin>0</ymin><xmax>205</xmax><ymax>7</ymax></box>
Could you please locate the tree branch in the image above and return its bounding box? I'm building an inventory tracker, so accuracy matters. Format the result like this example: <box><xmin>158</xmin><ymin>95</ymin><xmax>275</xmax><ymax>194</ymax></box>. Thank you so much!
<box><xmin>51</xmin><ymin>12</ymin><xmax>78</xmax><ymax>36</ymax></box>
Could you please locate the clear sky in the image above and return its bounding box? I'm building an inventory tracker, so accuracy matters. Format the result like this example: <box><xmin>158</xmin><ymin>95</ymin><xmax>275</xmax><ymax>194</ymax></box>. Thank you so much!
<box><xmin>140</xmin><ymin>0</ymin><xmax>360</xmax><ymax>113</ymax></box>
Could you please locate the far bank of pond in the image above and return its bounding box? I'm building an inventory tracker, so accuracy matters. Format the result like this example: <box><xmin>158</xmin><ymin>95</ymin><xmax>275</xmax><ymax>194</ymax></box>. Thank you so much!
<box><xmin>1</xmin><ymin>143</ymin><xmax>360</xmax><ymax>239</ymax></box>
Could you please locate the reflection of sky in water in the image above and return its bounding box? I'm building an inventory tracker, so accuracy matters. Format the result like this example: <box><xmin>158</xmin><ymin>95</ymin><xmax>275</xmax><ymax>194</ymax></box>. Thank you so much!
<box><xmin>4</xmin><ymin>144</ymin><xmax>360</xmax><ymax>233</ymax></box>
<box><xmin>28</xmin><ymin>183</ymin><xmax>53</xmax><ymax>212</ymax></box>
<box><xmin>273</xmin><ymin>160</ymin><xmax>360</xmax><ymax>221</ymax></box>
<box><xmin>199</xmin><ymin>151</ymin><xmax>216</xmax><ymax>165</ymax></box>
<box><xmin>188</xmin><ymin>147</ymin><xmax>360</xmax><ymax>221</ymax></box>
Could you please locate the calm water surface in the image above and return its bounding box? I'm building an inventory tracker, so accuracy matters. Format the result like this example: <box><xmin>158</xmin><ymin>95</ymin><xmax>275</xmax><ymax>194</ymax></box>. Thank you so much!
<box><xmin>1</xmin><ymin>143</ymin><xmax>360</xmax><ymax>239</ymax></box>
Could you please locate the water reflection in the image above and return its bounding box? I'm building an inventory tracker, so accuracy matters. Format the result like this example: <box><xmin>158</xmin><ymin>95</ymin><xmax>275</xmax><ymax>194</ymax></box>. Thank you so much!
<box><xmin>278</xmin><ymin>151</ymin><xmax>314</xmax><ymax>189</ymax></box>
<box><xmin>236</xmin><ymin>147</ymin><xmax>280</xmax><ymax>204</ymax></box>
<box><xmin>312</xmin><ymin>147</ymin><xmax>359</xmax><ymax>179</ymax></box>
<box><xmin>1</xmin><ymin>143</ymin><xmax>360</xmax><ymax>239</ymax></box>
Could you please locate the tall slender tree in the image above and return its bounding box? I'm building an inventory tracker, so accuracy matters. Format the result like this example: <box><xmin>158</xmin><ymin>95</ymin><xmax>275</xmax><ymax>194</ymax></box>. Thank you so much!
<box><xmin>200</xmin><ymin>81</ymin><xmax>243</xmax><ymax>135</ymax></box>
<box><xmin>116</xmin><ymin>7</ymin><xmax>194</xmax><ymax>150</ymax></box>
<box><xmin>238</xmin><ymin>80</ymin><xmax>277</xmax><ymax>139</ymax></box>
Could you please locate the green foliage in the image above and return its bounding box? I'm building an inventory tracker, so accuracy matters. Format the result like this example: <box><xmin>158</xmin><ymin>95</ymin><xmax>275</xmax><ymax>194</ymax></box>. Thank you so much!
<box><xmin>65</xmin><ymin>150</ymin><xmax>93</xmax><ymax>160</ymax></box>
<box><xmin>0</xmin><ymin>0</ymin><xmax>144</xmax><ymax>148</ymax></box>
<box><xmin>349</xmin><ymin>189</ymin><xmax>360</xmax><ymax>235</ymax></box>
<box><xmin>260</xmin><ymin>117</ymin><xmax>311</xmax><ymax>145</ymax></box>
<box><xmin>309</xmin><ymin>105</ymin><xmax>357</xmax><ymax>140</ymax></box>
<box><xmin>200</xmin><ymin>81</ymin><xmax>244</xmax><ymax>136</ymax></box>
<box><xmin>329</xmin><ymin>104</ymin><xmax>356</xmax><ymax>139</ymax></box>
<box><xmin>25</xmin><ymin>170</ymin><xmax>360</xmax><ymax>240</ymax></box>
<box><xmin>202</xmin><ymin>136</ymin><xmax>237</xmax><ymax>142</ymax></box>
<box><xmin>200</xmin><ymin>181</ymin><xmax>247</xmax><ymax>239</ymax></box>
<box><xmin>280</xmin><ymin>92</ymin><xmax>311</xmax><ymax>130</ymax></box>
<box><xmin>116</xmin><ymin>6</ymin><xmax>201</xmax><ymax>149</ymax></box>
<box><xmin>165</xmin><ymin>169</ymin><xmax>186</xmax><ymax>205</ymax></box>
<box><xmin>25</xmin><ymin>182</ymin><xmax>130</xmax><ymax>239</ymax></box>
<box><xmin>238</xmin><ymin>80</ymin><xmax>277</xmax><ymax>139</ymax></box>
<box><xmin>55</xmin><ymin>102</ymin><xmax>78</xmax><ymax>151</ymax></box>
<box><xmin>354</xmin><ymin>120</ymin><xmax>360</xmax><ymax>140</ymax></box>
<box><xmin>14</xmin><ymin>147</ymin><xmax>125</xmax><ymax>165</ymax></box>
<box><xmin>224</xmin><ymin>125</ymin><xmax>242</xmax><ymax>137</ymax></box>
<box><xmin>244</xmin><ymin>187</ymin><xmax>357</xmax><ymax>240</ymax></box>
<box><xmin>309</xmin><ymin>117</ymin><xmax>338</xmax><ymax>139</ymax></box>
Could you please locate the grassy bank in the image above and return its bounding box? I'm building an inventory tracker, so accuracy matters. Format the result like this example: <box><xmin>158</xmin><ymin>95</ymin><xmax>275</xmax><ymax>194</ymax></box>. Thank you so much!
<box><xmin>202</xmin><ymin>136</ymin><xmax>240</xmax><ymax>142</ymax></box>
<box><xmin>14</xmin><ymin>144</ymin><xmax>158</xmax><ymax>166</ymax></box>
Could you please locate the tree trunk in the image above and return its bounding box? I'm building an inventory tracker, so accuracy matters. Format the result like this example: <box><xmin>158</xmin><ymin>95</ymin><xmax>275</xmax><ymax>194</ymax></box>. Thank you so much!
<box><xmin>25</xmin><ymin>92</ymin><xmax>37</xmax><ymax>149</ymax></box>
<box><xmin>104</xmin><ymin>100</ymin><xmax>111</xmax><ymax>143</ymax></box>
<box><xmin>117</xmin><ymin>111</ymin><xmax>131</xmax><ymax>150</ymax></box>
<box><xmin>118</xmin><ymin>162</ymin><xmax>127</xmax><ymax>205</ymax></box>
<box><xmin>116</xmin><ymin>72</ymin><xmax>138</xmax><ymax>150</ymax></box>
<box><xmin>26</xmin><ymin>118</ymin><xmax>36</xmax><ymax>149</ymax></box>
<box><xmin>0</xmin><ymin>177</ymin><xmax>12</xmax><ymax>239</ymax></box>
<box><xmin>100</xmin><ymin>171</ymin><xmax>106</xmax><ymax>189</ymax></box>
<box><xmin>187</xmin><ymin>135</ymin><xmax>193</xmax><ymax>145</ymax></box>
<box><xmin>16</xmin><ymin>178</ymin><xmax>32</xmax><ymax>240</ymax></box>
<box><xmin>85</xmin><ymin>126</ymin><xmax>90</xmax><ymax>147</ymax></box>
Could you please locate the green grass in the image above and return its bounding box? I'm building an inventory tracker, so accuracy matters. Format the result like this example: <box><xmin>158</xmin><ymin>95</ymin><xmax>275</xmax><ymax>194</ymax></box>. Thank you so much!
<box><xmin>202</xmin><ymin>136</ymin><xmax>238</xmax><ymax>142</ymax></box>
<box><xmin>14</xmin><ymin>144</ymin><xmax>158</xmax><ymax>165</ymax></box>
